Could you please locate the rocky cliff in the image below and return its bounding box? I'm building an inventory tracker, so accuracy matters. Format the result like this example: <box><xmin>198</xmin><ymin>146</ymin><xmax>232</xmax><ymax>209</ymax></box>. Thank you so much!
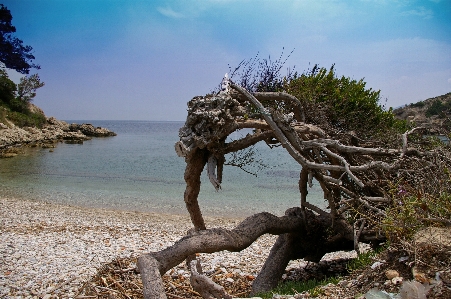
<box><xmin>0</xmin><ymin>106</ymin><xmax>116</xmax><ymax>157</ymax></box>
<box><xmin>393</xmin><ymin>92</ymin><xmax>451</xmax><ymax>135</ymax></box>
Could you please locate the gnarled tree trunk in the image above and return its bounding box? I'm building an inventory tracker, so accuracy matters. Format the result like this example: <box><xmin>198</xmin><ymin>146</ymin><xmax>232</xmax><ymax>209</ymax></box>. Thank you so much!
<box><xmin>137</xmin><ymin>76</ymin><xmax>449</xmax><ymax>298</ymax></box>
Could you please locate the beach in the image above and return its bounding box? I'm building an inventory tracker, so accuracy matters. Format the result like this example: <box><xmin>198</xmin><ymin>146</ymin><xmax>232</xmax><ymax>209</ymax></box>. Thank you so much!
<box><xmin>0</xmin><ymin>121</ymin><xmax>333</xmax><ymax>298</ymax></box>
<box><xmin>0</xmin><ymin>197</ymin><xmax>280</xmax><ymax>298</ymax></box>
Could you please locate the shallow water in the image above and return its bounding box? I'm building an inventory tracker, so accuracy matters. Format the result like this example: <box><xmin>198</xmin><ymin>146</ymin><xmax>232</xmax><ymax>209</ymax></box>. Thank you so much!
<box><xmin>0</xmin><ymin>121</ymin><xmax>325</xmax><ymax>218</ymax></box>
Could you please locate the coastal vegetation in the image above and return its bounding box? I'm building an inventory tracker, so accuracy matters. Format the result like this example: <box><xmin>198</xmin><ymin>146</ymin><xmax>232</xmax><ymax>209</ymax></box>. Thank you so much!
<box><xmin>0</xmin><ymin>4</ymin><xmax>115</xmax><ymax>154</ymax></box>
<box><xmin>2</xmin><ymin>3</ymin><xmax>449</xmax><ymax>296</ymax></box>
<box><xmin>0</xmin><ymin>4</ymin><xmax>46</xmax><ymax>128</ymax></box>
<box><xmin>0</xmin><ymin>4</ymin><xmax>40</xmax><ymax>74</ymax></box>
<box><xmin>0</xmin><ymin>69</ymin><xmax>46</xmax><ymax>128</ymax></box>
<box><xmin>133</xmin><ymin>53</ymin><xmax>451</xmax><ymax>299</ymax></box>
<box><xmin>395</xmin><ymin>92</ymin><xmax>451</xmax><ymax>135</ymax></box>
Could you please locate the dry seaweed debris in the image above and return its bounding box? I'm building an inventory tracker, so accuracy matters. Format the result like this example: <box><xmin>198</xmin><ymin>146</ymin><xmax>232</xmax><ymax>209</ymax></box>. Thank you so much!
<box><xmin>75</xmin><ymin>228</ymin><xmax>451</xmax><ymax>298</ymax></box>
<box><xmin>319</xmin><ymin>228</ymin><xmax>451</xmax><ymax>299</ymax></box>
<box><xmin>76</xmin><ymin>257</ymin><xmax>143</xmax><ymax>299</ymax></box>
<box><xmin>76</xmin><ymin>257</ymin><xmax>253</xmax><ymax>299</ymax></box>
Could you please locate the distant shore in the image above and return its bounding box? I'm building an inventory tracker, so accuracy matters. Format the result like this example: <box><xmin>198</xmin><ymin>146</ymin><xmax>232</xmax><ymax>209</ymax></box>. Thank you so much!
<box><xmin>0</xmin><ymin>117</ymin><xmax>116</xmax><ymax>157</ymax></box>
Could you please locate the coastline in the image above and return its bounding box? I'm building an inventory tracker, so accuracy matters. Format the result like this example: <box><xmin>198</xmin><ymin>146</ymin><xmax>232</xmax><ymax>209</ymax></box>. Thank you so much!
<box><xmin>0</xmin><ymin>196</ymin><xmax>278</xmax><ymax>298</ymax></box>
<box><xmin>0</xmin><ymin>117</ymin><xmax>116</xmax><ymax>157</ymax></box>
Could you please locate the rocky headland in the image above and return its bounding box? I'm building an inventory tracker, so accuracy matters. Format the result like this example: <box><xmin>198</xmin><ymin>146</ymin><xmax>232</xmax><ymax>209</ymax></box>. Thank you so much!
<box><xmin>0</xmin><ymin>114</ymin><xmax>116</xmax><ymax>158</ymax></box>
<box><xmin>394</xmin><ymin>92</ymin><xmax>451</xmax><ymax>135</ymax></box>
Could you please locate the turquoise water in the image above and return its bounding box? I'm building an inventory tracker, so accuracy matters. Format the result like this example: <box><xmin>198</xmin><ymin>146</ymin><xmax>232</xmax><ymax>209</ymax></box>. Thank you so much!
<box><xmin>0</xmin><ymin>121</ymin><xmax>325</xmax><ymax>218</ymax></box>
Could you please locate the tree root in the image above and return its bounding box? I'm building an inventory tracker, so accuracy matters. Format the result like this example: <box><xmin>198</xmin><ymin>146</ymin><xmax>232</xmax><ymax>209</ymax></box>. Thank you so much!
<box><xmin>138</xmin><ymin>208</ymin><xmax>359</xmax><ymax>298</ymax></box>
<box><xmin>138</xmin><ymin>209</ymin><xmax>306</xmax><ymax>298</ymax></box>
<box><xmin>189</xmin><ymin>259</ymin><xmax>232</xmax><ymax>299</ymax></box>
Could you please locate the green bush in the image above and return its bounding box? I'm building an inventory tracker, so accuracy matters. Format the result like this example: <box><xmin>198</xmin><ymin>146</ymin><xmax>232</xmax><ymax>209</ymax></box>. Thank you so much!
<box><xmin>7</xmin><ymin>110</ymin><xmax>46</xmax><ymax>128</ymax></box>
<box><xmin>346</xmin><ymin>246</ymin><xmax>386</xmax><ymax>272</ymax></box>
<box><xmin>0</xmin><ymin>68</ymin><xmax>46</xmax><ymax>128</ymax></box>
<box><xmin>381</xmin><ymin>183</ymin><xmax>451</xmax><ymax>243</ymax></box>
<box><xmin>425</xmin><ymin>99</ymin><xmax>451</xmax><ymax>118</ymax></box>
<box><xmin>0</xmin><ymin>69</ymin><xmax>17</xmax><ymax>105</ymax></box>
<box><xmin>284</xmin><ymin>65</ymin><xmax>409</xmax><ymax>139</ymax></box>
<box><xmin>8</xmin><ymin>98</ymin><xmax>28</xmax><ymax>113</ymax></box>
<box><xmin>410</xmin><ymin>101</ymin><xmax>425</xmax><ymax>108</ymax></box>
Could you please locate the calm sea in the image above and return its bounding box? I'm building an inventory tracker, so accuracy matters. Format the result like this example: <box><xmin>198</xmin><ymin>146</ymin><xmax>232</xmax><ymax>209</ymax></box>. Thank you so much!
<box><xmin>0</xmin><ymin>121</ymin><xmax>325</xmax><ymax>218</ymax></box>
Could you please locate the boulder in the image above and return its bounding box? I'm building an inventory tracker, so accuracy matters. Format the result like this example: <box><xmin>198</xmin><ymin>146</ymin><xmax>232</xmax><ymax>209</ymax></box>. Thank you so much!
<box><xmin>0</xmin><ymin>117</ymin><xmax>116</xmax><ymax>155</ymax></box>
<box><xmin>69</xmin><ymin>123</ymin><xmax>117</xmax><ymax>137</ymax></box>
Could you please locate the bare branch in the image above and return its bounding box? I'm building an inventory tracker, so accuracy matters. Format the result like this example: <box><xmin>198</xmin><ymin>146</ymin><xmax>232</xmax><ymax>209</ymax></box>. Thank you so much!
<box><xmin>207</xmin><ymin>155</ymin><xmax>221</xmax><ymax>190</ymax></box>
<box><xmin>253</xmin><ymin>91</ymin><xmax>305</xmax><ymax>122</ymax></box>
<box><xmin>401</xmin><ymin>127</ymin><xmax>424</xmax><ymax>158</ymax></box>
<box><xmin>143</xmin><ymin>211</ymin><xmax>305</xmax><ymax>275</ymax></box>
<box><xmin>222</xmin><ymin>130</ymin><xmax>274</xmax><ymax>154</ymax></box>
<box><xmin>189</xmin><ymin>260</ymin><xmax>232</xmax><ymax>299</ymax></box>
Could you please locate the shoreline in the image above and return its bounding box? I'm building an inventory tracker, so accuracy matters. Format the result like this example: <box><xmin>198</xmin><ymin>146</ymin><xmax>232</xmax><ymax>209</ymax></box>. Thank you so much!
<box><xmin>0</xmin><ymin>117</ymin><xmax>116</xmax><ymax>157</ymax></box>
<box><xmin>0</xmin><ymin>196</ymin><xmax>277</xmax><ymax>298</ymax></box>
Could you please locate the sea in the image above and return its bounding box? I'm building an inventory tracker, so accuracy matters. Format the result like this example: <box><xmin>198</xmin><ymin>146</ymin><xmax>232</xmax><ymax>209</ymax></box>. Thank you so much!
<box><xmin>0</xmin><ymin>121</ymin><xmax>325</xmax><ymax>218</ymax></box>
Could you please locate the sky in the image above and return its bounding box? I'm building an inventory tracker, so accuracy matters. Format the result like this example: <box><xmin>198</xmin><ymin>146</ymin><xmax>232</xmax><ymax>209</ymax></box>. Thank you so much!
<box><xmin>2</xmin><ymin>0</ymin><xmax>451</xmax><ymax>121</ymax></box>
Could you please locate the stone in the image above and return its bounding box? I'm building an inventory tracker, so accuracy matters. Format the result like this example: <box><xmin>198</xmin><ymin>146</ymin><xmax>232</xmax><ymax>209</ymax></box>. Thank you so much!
<box><xmin>1</xmin><ymin>114</ymin><xmax>115</xmax><ymax>154</ymax></box>
<box><xmin>414</xmin><ymin>227</ymin><xmax>451</xmax><ymax>247</ymax></box>
<box><xmin>385</xmin><ymin>269</ymin><xmax>399</xmax><ymax>279</ymax></box>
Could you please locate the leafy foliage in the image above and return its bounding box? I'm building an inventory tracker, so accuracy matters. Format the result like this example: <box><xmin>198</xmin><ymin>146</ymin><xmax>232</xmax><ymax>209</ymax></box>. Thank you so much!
<box><xmin>381</xmin><ymin>179</ymin><xmax>451</xmax><ymax>243</ymax></box>
<box><xmin>285</xmin><ymin>64</ymin><xmax>409</xmax><ymax>139</ymax></box>
<box><xmin>17</xmin><ymin>73</ymin><xmax>45</xmax><ymax>103</ymax></box>
<box><xmin>0</xmin><ymin>68</ymin><xmax>15</xmax><ymax>105</ymax></box>
<box><xmin>7</xmin><ymin>109</ymin><xmax>46</xmax><ymax>128</ymax></box>
<box><xmin>346</xmin><ymin>246</ymin><xmax>386</xmax><ymax>272</ymax></box>
<box><xmin>0</xmin><ymin>4</ymin><xmax>40</xmax><ymax>74</ymax></box>
<box><xmin>409</xmin><ymin>101</ymin><xmax>425</xmax><ymax>108</ymax></box>
<box><xmin>0</xmin><ymin>5</ymin><xmax>44</xmax><ymax>128</ymax></box>
<box><xmin>0</xmin><ymin>70</ymin><xmax>44</xmax><ymax>106</ymax></box>
<box><xmin>425</xmin><ymin>99</ymin><xmax>451</xmax><ymax>118</ymax></box>
<box><xmin>0</xmin><ymin>68</ymin><xmax>46</xmax><ymax>128</ymax></box>
<box><xmin>228</xmin><ymin>53</ymin><xmax>409</xmax><ymax>140</ymax></box>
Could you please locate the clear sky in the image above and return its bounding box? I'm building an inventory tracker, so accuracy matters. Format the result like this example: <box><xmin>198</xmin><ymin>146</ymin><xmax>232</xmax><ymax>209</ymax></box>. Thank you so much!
<box><xmin>3</xmin><ymin>0</ymin><xmax>451</xmax><ymax>121</ymax></box>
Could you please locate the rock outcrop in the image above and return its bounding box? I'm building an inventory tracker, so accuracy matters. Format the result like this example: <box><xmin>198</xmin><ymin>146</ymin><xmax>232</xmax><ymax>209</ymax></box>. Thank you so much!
<box><xmin>0</xmin><ymin>116</ymin><xmax>116</xmax><ymax>157</ymax></box>
<box><xmin>394</xmin><ymin>92</ymin><xmax>451</xmax><ymax>135</ymax></box>
<box><xmin>68</xmin><ymin>122</ymin><xmax>117</xmax><ymax>137</ymax></box>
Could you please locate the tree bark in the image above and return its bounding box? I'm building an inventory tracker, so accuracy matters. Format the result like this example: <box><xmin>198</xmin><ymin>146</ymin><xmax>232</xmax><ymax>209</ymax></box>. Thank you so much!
<box><xmin>251</xmin><ymin>209</ymin><xmax>355</xmax><ymax>294</ymax></box>
<box><xmin>138</xmin><ymin>208</ymin><xmax>358</xmax><ymax>298</ymax></box>
<box><xmin>251</xmin><ymin>233</ymin><xmax>299</xmax><ymax>295</ymax></box>
<box><xmin>137</xmin><ymin>255</ymin><xmax>167</xmax><ymax>299</ymax></box>
<box><xmin>144</xmin><ymin>86</ymin><xmax>443</xmax><ymax>299</ymax></box>
<box><xmin>145</xmin><ymin>210</ymin><xmax>305</xmax><ymax>275</ymax></box>
<box><xmin>184</xmin><ymin>148</ymin><xmax>208</xmax><ymax>230</ymax></box>
<box><xmin>189</xmin><ymin>260</ymin><xmax>232</xmax><ymax>299</ymax></box>
<box><xmin>138</xmin><ymin>210</ymin><xmax>307</xmax><ymax>298</ymax></box>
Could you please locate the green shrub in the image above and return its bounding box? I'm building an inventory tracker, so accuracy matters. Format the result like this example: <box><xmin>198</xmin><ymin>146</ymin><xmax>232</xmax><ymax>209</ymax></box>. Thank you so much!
<box><xmin>381</xmin><ymin>184</ymin><xmax>451</xmax><ymax>243</ymax></box>
<box><xmin>0</xmin><ymin>69</ymin><xmax>16</xmax><ymax>105</ymax></box>
<box><xmin>285</xmin><ymin>65</ymin><xmax>410</xmax><ymax>139</ymax></box>
<box><xmin>346</xmin><ymin>246</ymin><xmax>386</xmax><ymax>272</ymax></box>
<box><xmin>410</xmin><ymin>101</ymin><xmax>425</xmax><ymax>108</ymax></box>
<box><xmin>426</xmin><ymin>100</ymin><xmax>445</xmax><ymax>117</ymax></box>
<box><xmin>8</xmin><ymin>98</ymin><xmax>28</xmax><ymax>113</ymax></box>
<box><xmin>7</xmin><ymin>110</ymin><xmax>46</xmax><ymax>128</ymax></box>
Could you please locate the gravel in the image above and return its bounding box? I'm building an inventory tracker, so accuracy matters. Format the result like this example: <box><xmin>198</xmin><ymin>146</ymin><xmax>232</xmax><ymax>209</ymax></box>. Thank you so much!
<box><xmin>0</xmin><ymin>197</ymin><xmax>278</xmax><ymax>298</ymax></box>
<box><xmin>0</xmin><ymin>197</ymin><xmax>359</xmax><ymax>298</ymax></box>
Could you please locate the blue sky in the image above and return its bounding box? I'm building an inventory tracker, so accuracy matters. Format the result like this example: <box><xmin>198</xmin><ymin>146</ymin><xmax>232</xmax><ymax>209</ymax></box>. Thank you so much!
<box><xmin>3</xmin><ymin>0</ymin><xmax>451</xmax><ymax>121</ymax></box>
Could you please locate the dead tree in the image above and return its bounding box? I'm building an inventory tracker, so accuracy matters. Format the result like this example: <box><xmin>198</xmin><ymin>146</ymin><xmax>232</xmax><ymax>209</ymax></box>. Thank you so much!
<box><xmin>138</xmin><ymin>77</ymin><xmax>451</xmax><ymax>298</ymax></box>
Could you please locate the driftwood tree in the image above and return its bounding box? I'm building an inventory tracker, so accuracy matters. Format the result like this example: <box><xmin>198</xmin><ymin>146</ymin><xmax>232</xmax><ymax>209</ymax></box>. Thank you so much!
<box><xmin>137</xmin><ymin>65</ymin><xmax>451</xmax><ymax>298</ymax></box>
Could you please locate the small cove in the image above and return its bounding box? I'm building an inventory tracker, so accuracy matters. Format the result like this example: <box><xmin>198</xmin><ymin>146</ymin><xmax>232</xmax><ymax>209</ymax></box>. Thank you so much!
<box><xmin>0</xmin><ymin>121</ymin><xmax>325</xmax><ymax>218</ymax></box>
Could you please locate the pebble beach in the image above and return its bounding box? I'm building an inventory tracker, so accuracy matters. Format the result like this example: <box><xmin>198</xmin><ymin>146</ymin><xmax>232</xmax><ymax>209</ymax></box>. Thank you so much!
<box><xmin>0</xmin><ymin>197</ymin><xmax>282</xmax><ymax>298</ymax></box>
